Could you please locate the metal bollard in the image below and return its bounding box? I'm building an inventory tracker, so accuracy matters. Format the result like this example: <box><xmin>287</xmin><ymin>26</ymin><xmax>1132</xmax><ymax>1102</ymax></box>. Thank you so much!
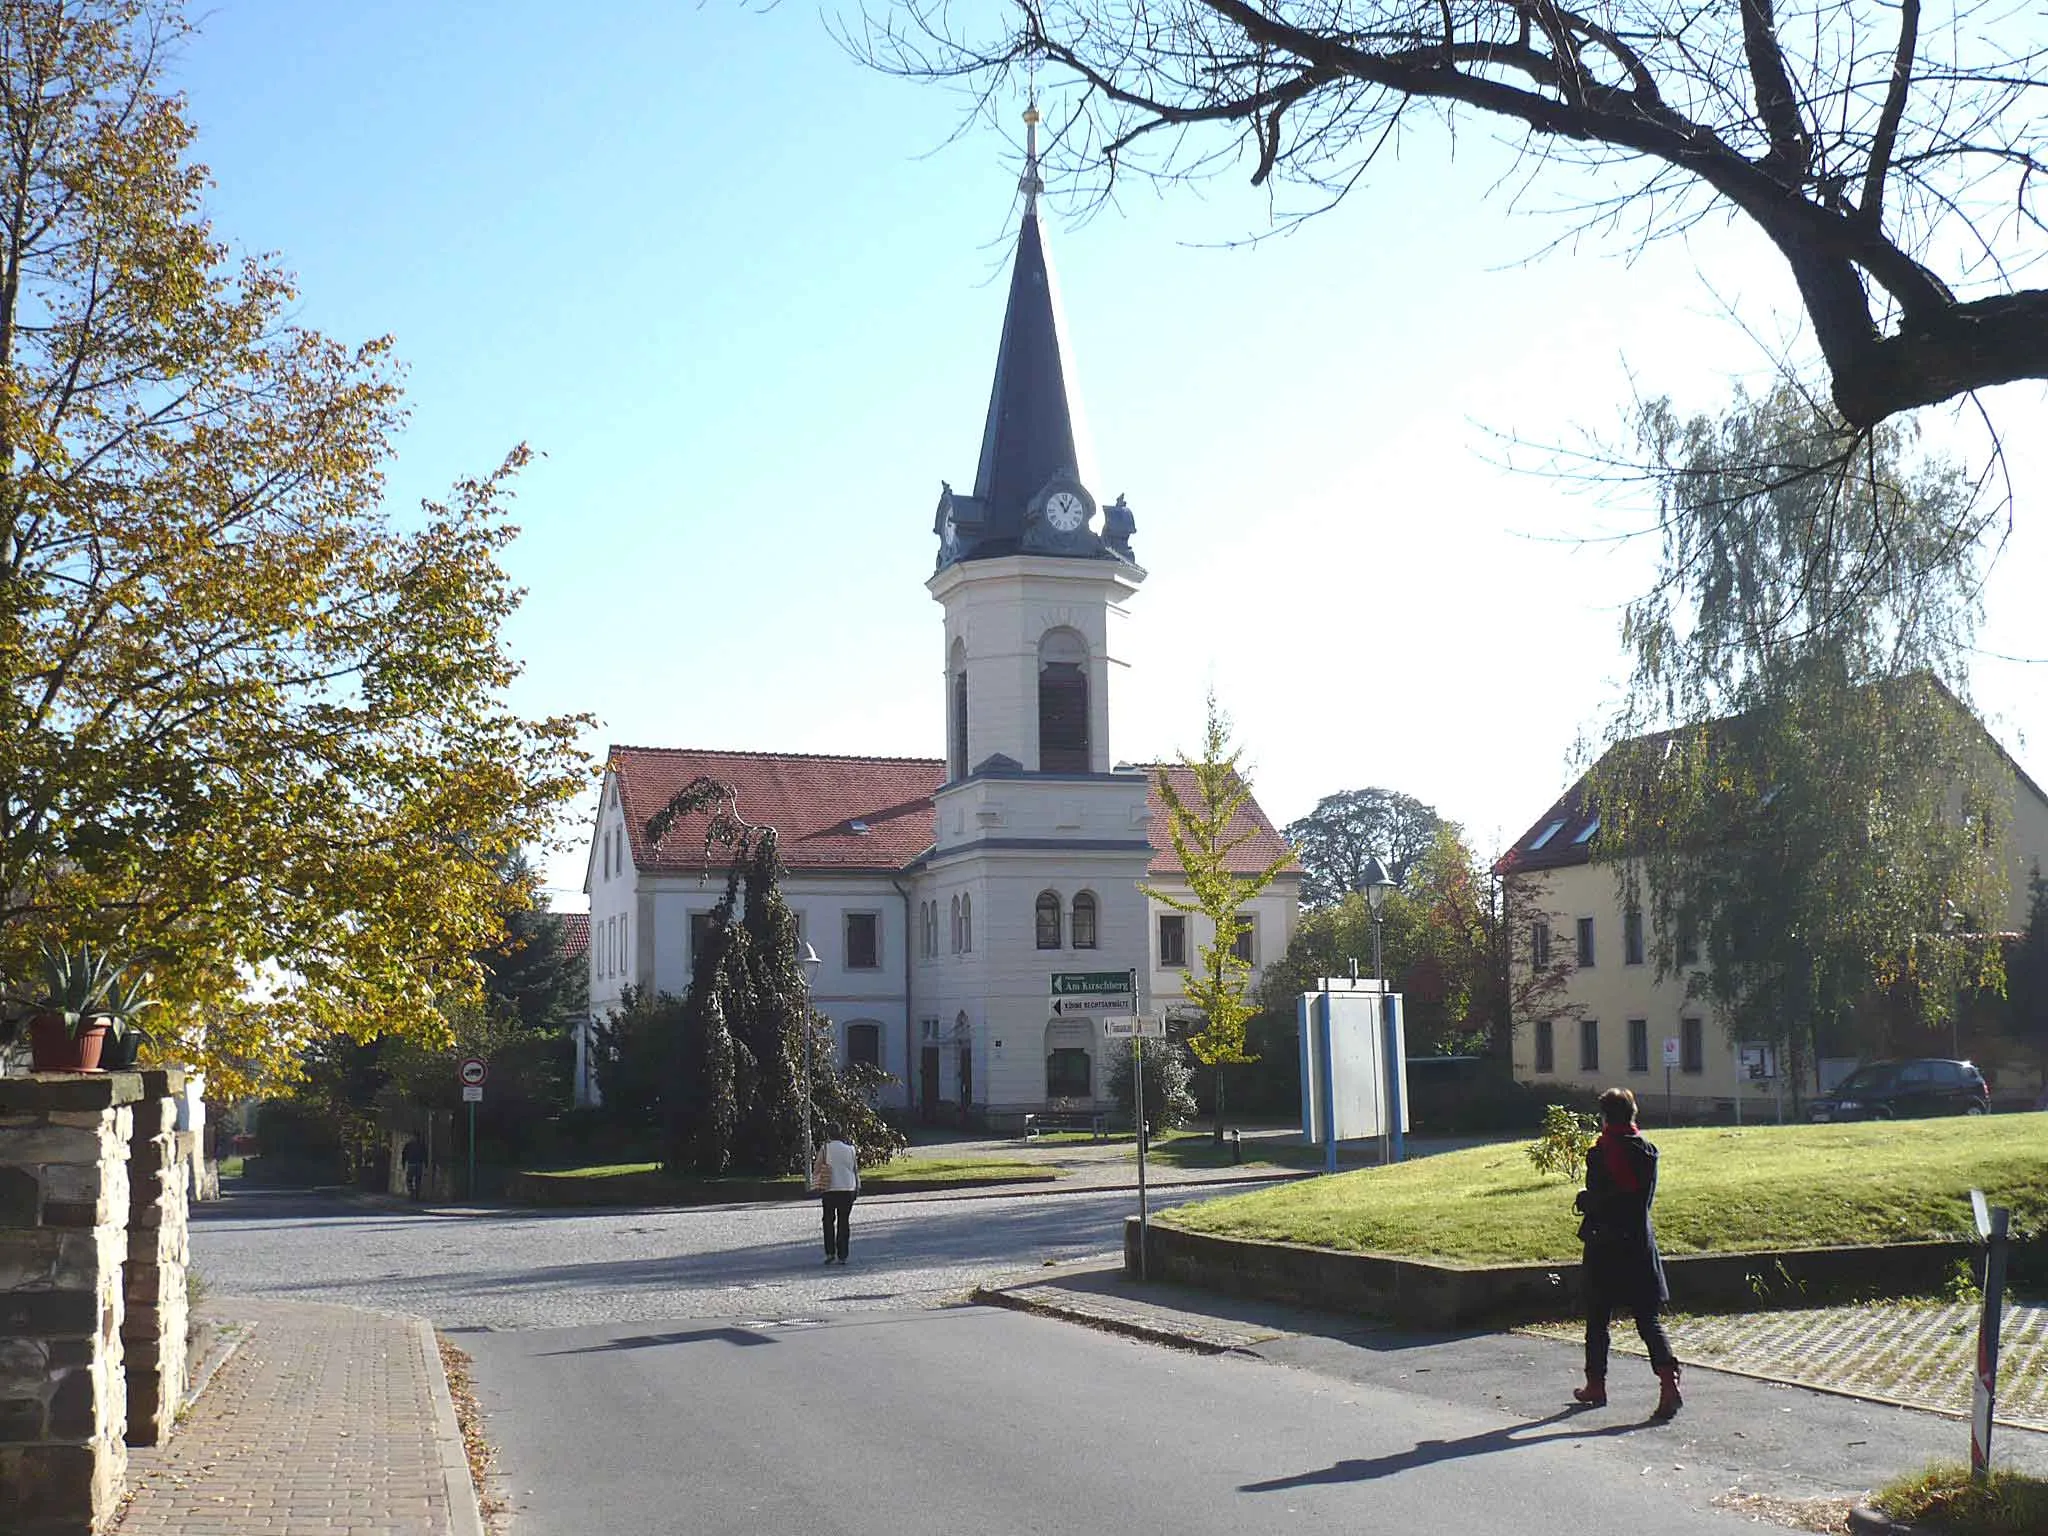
<box><xmin>1230</xmin><ymin>1128</ymin><xmax>1243</xmax><ymax>1163</ymax></box>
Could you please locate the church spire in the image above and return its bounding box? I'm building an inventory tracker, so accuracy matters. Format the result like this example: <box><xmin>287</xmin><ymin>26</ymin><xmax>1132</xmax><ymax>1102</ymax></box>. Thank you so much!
<box><xmin>968</xmin><ymin>106</ymin><xmax>1080</xmax><ymax>534</ymax></box>
<box><xmin>933</xmin><ymin>104</ymin><xmax>1136</xmax><ymax>570</ymax></box>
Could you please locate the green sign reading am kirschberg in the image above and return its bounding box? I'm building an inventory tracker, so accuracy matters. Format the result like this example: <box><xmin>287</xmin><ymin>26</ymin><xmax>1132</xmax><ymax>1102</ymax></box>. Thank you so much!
<box><xmin>1049</xmin><ymin>971</ymin><xmax>1132</xmax><ymax>997</ymax></box>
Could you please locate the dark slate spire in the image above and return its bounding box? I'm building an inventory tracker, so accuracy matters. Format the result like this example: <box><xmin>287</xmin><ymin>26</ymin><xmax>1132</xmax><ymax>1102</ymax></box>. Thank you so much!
<box><xmin>934</xmin><ymin>107</ymin><xmax>1137</xmax><ymax>571</ymax></box>
<box><xmin>971</xmin><ymin>206</ymin><xmax>1079</xmax><ymax>531</ymax></box>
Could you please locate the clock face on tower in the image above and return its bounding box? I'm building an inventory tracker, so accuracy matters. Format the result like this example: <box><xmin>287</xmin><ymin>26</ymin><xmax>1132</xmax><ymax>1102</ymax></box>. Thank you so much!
<box><xmin>1044</xmin><ymin>490</ymin><xmax>1087</xmax><ymax>531</ymax></box>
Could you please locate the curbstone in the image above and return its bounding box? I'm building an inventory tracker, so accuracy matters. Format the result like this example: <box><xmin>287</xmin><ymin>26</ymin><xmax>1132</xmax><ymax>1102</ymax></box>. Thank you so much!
<box><xmin>415</xmin><ymin>1318</ymin><xmax>486</xmax><ymax>1536</ymax></box>
<box><xmin>1847</xmin><ymin>1505</ymin><xmax>1913</xmax><ymax>1533</ymax></box>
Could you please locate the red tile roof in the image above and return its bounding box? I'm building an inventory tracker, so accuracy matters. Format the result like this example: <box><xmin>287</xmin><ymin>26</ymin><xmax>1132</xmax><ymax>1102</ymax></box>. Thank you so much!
<box><xmin>551</xmin><ymin>912</ymin><xmax>590</xmax><ymax>961</ymax></box>
<box><xmin>1143</xmin><ymin>765</ymin><xmax>1304</xmax><ymax>880</ymax></box>
<box><xmin>605</xmin><ymin>748</ymin><xmax>1301</xmax><ymax>881</ymax></box>
<box><xmin>612</xmin><ymin>747</ymin><xmax>946</xmax><ymax>873</ymax></box>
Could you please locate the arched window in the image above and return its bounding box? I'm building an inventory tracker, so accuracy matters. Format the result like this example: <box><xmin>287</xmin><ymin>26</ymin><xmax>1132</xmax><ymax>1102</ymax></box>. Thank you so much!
<box><xmin>1035</xmin><ymin>891</ymin><xmax>1063</xmax><ymax>950</ymax></box>
<box><xmin>1037</xmin><ymin>628</ymin><xmax>1090</xmax><ymax>772</ymax></box>
<box><xmin>950</xmin><ymin>895</ymin><xmax>961</xmax><ymax>953</ymax></box>
<box><xmin>846</xmin><ymin>1022</ymin><xmax>882</xmax><ymax>1070</ymax></box>
<box><xmin>1071</xmin><ymin>891</ymin><xmax>1098</xmax><ymax>950</ymax></box>
<box><xmin>950</xmin><ymin>638</ymin><xmax>969</xmax><ymax>779</ymax></box>
<box><xmin>961</xmin><ymin>893</ymin><xmax>973</xmax><ymax>953</ymax></box>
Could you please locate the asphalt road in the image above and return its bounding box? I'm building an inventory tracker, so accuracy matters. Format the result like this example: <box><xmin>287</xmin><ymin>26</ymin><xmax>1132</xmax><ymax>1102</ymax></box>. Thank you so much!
<box><xmin>197</xmin><ymin>1182</ymin><xmax>2047</xmax><ymax>1533</ymax></box>
<box><xmin>189</xmin><ymin>1182</ymin><xmax>1238</xmax><ymax>1329</ymax></box>
<box><xmin>464</xmin><ymin>1304</ymin><xmax>1761</xmax><ymax>1536</ymax></box>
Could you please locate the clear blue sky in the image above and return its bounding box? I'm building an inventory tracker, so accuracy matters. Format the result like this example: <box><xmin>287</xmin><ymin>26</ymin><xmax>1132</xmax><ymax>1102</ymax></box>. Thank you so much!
<box><xmin>173</xmin><ymin>1</ymin><xmax>2048</xmax><ymax>908</ymax></box>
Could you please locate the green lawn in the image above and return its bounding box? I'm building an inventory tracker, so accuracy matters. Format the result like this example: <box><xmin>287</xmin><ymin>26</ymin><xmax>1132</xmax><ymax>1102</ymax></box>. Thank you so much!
<box><xmin>1158</xmin><ymin>1116</ymin><xmax>2048</xmax><ymax>1265</ymax></box>
<box><xmin>1140</xmin><ymin>1132</ymin><xmax>1326</xmax><ymax>1172</ymax></box>
<box><xmin>518</xmin><ymin>1154</ymin><xmax>1059</xmax><ymax>1196</ymax></box>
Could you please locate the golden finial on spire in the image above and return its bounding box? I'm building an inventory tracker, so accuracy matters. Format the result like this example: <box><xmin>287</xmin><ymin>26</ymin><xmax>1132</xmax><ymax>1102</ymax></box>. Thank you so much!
<box><xmin>1020</xmin><ymin>100</ymin><xmax>1044</xmax><ymax>213</ymax></box>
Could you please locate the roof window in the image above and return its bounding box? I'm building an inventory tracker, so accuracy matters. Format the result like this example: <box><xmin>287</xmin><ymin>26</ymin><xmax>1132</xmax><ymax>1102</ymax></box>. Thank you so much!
<box><xmin>1572</xmin><ymin>817</ymin><xmax>1600</xmax><ymax>845</ymax></box>
<box><xmin>849</xmin><ymin>819</ymin><xmax>872</xmax><ymax>835</ymax></box>
<box><xmin>1529</xmin><ymin>819</ymin><xmax>1567</xmax><ymax>851</ymax></box>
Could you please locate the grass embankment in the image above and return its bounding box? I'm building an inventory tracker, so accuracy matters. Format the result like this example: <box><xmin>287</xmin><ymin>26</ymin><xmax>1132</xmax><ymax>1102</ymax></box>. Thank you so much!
<box><xmin>1873</xmin><ymin>1465</ymin><xmax>2048</xmax><ymax>1536</ymax></box>
<box><xmin>517</xmin><ymin>1154</ymin><xmax>1059</xmax><ymax>1203</ymax></box>
<box><xmin>1159</xmin><ymin>1116</ymin><xmax>2048</xmax><ymax>1265</ymax></box>
<box><xmin>1141</xmin><ymin>1132</ymin><xmax>1325</xmax><ymax>1172</ymax></box>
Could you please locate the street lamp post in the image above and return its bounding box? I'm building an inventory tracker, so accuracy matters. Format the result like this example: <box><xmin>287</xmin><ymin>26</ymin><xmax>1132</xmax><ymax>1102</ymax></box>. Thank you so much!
<box><xmin>798</xmin><ymin>940</ymin><xmax>823</xmax><ymax>1159</ymax></box>
<box><xmin>1361</xmin><ymin>857</ymin><xmax>1395</xmax><ymax>981</ymax></box>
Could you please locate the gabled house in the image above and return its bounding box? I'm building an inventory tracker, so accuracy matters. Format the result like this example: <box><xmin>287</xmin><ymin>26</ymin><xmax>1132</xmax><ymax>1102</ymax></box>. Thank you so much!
<box><xmin>1497</xmin><ymin>700</ymin><xmax>2048</xmax><ymax>1113</ymax></box>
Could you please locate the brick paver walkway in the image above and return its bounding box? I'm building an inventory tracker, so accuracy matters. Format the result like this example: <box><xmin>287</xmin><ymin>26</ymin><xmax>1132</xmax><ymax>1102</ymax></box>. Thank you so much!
<box><xmin>114</xmin><ymin>1298</ymin><xmax>479</xmax><ymax>1536</ymax></box>
<box><xmin>1528</xmin><ymin>1298</ymin><xmax>2048</xmax><ymax>1428</ymax></box>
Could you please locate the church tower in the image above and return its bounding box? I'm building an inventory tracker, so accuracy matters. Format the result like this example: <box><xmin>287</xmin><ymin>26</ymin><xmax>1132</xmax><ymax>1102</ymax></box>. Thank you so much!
<box><xmin>918</xmin><ymin>108</ymin><xmax>1155</xmax><ymax>1121</ymax></box>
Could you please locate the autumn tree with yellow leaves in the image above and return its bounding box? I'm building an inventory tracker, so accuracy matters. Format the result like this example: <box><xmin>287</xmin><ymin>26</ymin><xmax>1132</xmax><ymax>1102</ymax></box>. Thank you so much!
<box><xmin>0</xmin><ymin>0</ymin><xmax>586</xmax><ymax>1094</ymax></box>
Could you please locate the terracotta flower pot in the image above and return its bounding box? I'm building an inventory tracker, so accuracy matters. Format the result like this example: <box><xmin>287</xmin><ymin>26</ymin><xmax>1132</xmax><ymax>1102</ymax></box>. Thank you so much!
<box><xmin>28</xmin><ymin>1012</ymin><xmax>111</xmax><ymax>1072</ymax></box>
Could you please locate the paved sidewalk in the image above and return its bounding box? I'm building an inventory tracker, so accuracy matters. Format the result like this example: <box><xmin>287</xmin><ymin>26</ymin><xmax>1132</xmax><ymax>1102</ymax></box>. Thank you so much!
<box><xmin>1527</xmin><ymin>1297</ymin><xmax>2048</xmax><ymax>1429</ymax></box>
<box><xmin>973</xmin><ymin>1262</ymin><xmax>2048</xmax><ymax>1491</ymax></box>
<box><xmin>114</xmin><ymin>1298</ymin><xmax>482</xmax><ymax>1536</ymax></box>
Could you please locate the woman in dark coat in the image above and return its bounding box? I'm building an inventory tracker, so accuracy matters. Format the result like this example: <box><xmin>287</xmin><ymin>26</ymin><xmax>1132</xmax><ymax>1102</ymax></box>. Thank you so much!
<box><xmin>1573</xmin><ymin>1087</ymin><xmax>1682</xmax><ymax>1420</ymax></box>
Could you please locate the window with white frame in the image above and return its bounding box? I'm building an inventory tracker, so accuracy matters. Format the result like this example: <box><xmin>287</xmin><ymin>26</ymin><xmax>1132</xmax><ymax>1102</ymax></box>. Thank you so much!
<box><xmin>1158</xmin><ymin>914</ymin><xmax>1187</xmax><ymax>968</ymax></box>
<box><xmin>844</xmin><ymin>911</ymin><xmax>880</xmax><ymax>970</ymax></box>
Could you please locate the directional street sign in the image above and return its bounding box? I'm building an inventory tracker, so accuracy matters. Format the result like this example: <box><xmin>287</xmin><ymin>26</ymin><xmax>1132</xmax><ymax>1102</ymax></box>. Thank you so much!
<box><xmin>1102</xmin><ymin>1016</ymin><xmax>1166</xmax><ymax>1039</ymax></box>
<box><xmin>1050</xmin><ymin>971</ymin><xmax>1133</xmax><ymax>997</ymax></box>
<box><xmin>1051</xmin><ymin>995</ymin><xmax>1131</xmax><ymax>1016</ymax></box>
<box><xmin>458</xmin><ymin>1056</ymin><xmax>488</xmax><ymax>1088</ymax></box>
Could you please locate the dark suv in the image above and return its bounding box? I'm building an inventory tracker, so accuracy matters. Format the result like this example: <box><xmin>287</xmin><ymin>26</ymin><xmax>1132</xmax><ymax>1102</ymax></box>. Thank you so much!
<box><xmin>1808</xmin><ymin>1058</ymin><xmax>1990</xmax><ymax>1122</ymax></box>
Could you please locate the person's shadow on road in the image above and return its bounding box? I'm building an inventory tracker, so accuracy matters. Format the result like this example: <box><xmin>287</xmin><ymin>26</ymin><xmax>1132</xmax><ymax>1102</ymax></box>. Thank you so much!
<box><xmin>1240</xmin><ymin>1406</ymin><xmax>1655</xmax><ymax>1491</ymax></box>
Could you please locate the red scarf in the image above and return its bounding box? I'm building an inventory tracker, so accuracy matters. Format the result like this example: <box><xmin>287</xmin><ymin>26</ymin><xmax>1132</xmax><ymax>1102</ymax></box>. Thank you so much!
<box><xmin>1597</xmin><ymin>1123</ymin><xmax>1643</xmax><ymax>1193</ymax></box>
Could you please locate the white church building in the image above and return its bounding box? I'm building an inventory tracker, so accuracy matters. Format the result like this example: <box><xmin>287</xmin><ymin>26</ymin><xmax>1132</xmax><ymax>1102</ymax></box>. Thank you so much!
<box><xmin>579</xmin><ymin>129</ymin><xmax>1301</xmax><ymax>1124</ymax></box>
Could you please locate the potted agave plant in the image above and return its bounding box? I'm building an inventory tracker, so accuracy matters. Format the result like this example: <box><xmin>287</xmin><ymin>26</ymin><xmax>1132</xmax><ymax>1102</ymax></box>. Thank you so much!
<box><xmin>26</xmin><ymin>943</ymin><xmax>119</xmax><ymax>1072</ymax></box>
<box><xmin>98</xmin><ymin>968</ymin><xmax>159</xmax><ymax>1070</ymax></box>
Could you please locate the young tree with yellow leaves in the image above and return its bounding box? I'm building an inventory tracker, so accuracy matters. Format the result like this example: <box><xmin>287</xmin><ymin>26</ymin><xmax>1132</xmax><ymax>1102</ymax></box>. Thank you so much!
<box><xmin>1143</xmin><ymin>694</ymin><xmax>1294</xmax><ymax>1140</ymax></box>
<box><xmin>0</xmin><ymin>1</ymin><xmax>587</xmax><ymax>1094</ymax></box>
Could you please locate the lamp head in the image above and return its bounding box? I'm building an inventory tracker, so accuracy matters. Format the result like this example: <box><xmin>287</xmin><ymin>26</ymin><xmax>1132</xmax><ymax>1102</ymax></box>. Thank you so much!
<box><xmin>799</xmin><ymin>940</ymin><xmax>822</xmax><ymax>985</ymax></box>
<box><xmin>1361</xmin><ymin>856</ymin><xmax>1394</xmax><ymax>914</ymax></box>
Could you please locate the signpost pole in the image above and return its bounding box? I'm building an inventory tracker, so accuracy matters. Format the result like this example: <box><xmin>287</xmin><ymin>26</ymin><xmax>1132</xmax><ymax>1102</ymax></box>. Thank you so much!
<box><xmin>1131</xmin><ymin>967</ymin><xmax>1148</xmax><ymax>1281</ymax></box>
<box><xmin>1970</xmin><ymin>1190</ymin><xmax>2010</xmax><ymax>1482</ymax></box>
<box><xmin>466</xmin><ymin>1100</ymin><xmax>476</xmax><ymax>1202</ymax></box>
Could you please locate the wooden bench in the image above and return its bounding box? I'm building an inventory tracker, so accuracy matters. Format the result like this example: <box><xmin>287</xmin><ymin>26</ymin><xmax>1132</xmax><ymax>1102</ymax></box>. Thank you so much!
<box><xmin>1022</xmin><ymin>1110</ymin><xmax>1109</xmax><ymax>1141</ymax></box>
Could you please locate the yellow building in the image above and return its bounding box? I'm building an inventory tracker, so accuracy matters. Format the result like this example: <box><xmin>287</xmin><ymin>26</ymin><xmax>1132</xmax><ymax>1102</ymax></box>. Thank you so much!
<box><xmin>1499</xmin><ymin>710</ymin><xmax>2048</xmax><ymax>1117</ymax></box>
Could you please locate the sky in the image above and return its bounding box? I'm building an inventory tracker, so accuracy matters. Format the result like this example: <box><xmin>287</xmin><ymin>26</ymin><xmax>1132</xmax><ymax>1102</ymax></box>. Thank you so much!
<box><xmin>170</xmin><ymin>1</ymin><xmax>2048</xmax><ymax>910</ymax></box>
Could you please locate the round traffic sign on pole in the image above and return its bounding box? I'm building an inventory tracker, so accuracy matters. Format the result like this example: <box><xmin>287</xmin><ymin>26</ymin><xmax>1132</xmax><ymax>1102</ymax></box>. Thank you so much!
<box><xmin>458</xmin><ymin>1057</ymin><xmax>488</xmax><ymax>1088</ymax></box>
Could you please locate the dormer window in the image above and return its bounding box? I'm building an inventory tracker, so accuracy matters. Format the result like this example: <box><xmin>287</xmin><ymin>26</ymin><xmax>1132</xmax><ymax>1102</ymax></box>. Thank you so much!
<box><xmin>1038</xmin><ymin>628</ymin><xmax>1089</xmax><ymax>773</ymax></box>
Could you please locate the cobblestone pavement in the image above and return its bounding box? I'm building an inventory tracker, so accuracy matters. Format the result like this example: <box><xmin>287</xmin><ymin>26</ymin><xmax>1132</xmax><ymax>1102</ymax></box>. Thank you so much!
<box><xmin>189</xmin><ymin>1180</ymin><xmax>1267</xmax><ymax>1331</ymax></box>
<box><xmin>1526</xmin><ymin>1298</ymin><xmax>2048</xmax><ymax>1429</ymax></box>
<box><xmin>114</xmin><ymin>1298</ymin><xmax>477</xmax><ymax>1536</ymax></box>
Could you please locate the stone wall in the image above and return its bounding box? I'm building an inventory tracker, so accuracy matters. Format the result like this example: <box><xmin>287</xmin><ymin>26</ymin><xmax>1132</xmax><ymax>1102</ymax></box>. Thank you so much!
<box><xmin>0</xmin><ymin>1073</ymin><xmax>141</xmax><ymax>1536</ymax></box>
<box><xmin>122</xmin><ymin>1070</ymin><xmax>189</xmax><ymax>1447</ymax></box>
<box><xmin>1126</xmin><ymin>1217</ymin><xmax>2035</xmax><ymax>1329</ymax></box>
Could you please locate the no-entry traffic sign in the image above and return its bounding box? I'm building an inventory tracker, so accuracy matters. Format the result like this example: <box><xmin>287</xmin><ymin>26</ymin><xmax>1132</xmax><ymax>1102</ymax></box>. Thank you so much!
<box><xmin>458</xmin><ymin>1056</ymin><xmax>488</xmax><ymax>1088</ymax></box>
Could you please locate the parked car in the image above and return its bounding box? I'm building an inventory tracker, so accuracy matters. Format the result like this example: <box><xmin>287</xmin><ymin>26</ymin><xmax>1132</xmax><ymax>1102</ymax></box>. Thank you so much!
<box><xmin>1808</xmin><ymin>1058</ymin><xmax>1990</xmax><ymax>1122</ymax></box>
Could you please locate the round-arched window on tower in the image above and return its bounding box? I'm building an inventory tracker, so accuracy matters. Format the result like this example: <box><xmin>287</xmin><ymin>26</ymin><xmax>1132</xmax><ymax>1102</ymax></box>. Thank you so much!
<box><xmin>1035</xmin><ymin>891</ymin><xmax>1062</xmax><ymax>950</ymax></box>
<box><xmin>1038</xmin><ymin>628</ymin><xmax>1089</xmax><ymax>772</ymax></box>
<box><xmin>949</xmin><ymin>637</ymin><xmax>969</xmax><ymax>779</ymax></box>
<box><xmin>1071</xmin><ymin>891</ymin><xmax>1098</xmax><ymax>950</ymax></box>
